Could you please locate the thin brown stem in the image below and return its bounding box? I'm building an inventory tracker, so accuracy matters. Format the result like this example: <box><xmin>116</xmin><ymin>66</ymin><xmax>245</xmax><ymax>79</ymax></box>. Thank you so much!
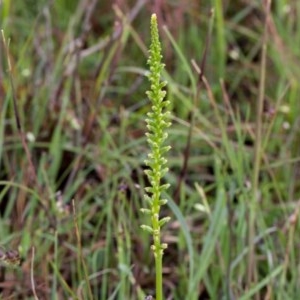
<box><xmin>174</xmin><ymin>9</ymin><xmax>214</xmax><ymax>203</ymax></box>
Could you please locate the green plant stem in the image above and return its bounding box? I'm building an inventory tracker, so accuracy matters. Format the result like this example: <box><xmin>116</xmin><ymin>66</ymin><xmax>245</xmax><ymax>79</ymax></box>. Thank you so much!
<box><xmin>155</xmin><ymin>251</ymin><xmax>163</xmax><ymax>300</ymax></box>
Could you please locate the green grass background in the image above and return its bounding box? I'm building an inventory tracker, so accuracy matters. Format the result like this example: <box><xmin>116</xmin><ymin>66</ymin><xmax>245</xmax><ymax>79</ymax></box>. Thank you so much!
<box><xmin>0</xmin><ymin>0</ymin><xmax>300</xmax><ymax>299</ymax></box>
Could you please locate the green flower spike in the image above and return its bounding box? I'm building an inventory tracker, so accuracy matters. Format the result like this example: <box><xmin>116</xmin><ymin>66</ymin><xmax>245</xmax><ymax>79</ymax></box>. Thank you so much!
<box><xmin>141</xmin><ymin>14</ymin><xmax>171</xmax><ymax>300</ymax></box>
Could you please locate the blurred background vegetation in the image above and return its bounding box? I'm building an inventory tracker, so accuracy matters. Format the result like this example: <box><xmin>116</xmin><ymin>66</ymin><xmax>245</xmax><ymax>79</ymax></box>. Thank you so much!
<box><xmin>0</xmin><ymin>0</ymin><xmax>300</xmax><ymax>299</ymax></box>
